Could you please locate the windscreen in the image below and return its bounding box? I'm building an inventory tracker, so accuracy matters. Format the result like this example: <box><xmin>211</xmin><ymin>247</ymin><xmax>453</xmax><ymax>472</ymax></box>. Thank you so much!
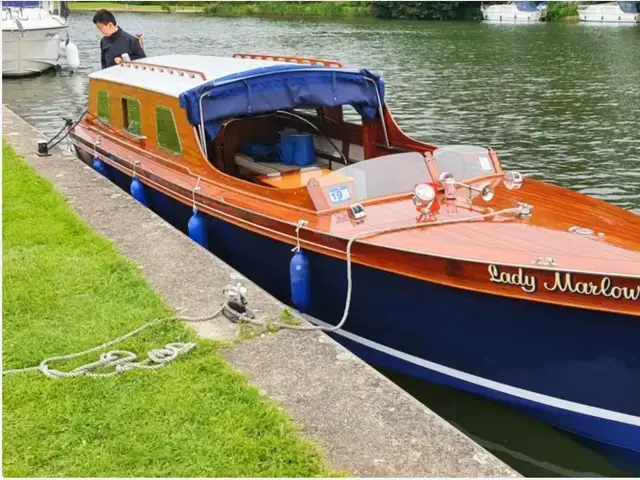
<box><xmin>432</xmin><ymin>145</ymin><xmax>496</xmax><ymax>182</ymax></box>
<box><xmin>331</xmin><ymin>152</ymin><xmax>432</xmax><ymax>202</ymax></box>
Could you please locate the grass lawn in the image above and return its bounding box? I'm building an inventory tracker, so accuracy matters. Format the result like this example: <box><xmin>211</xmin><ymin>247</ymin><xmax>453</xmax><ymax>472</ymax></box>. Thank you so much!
<box><xmin>2</xmin><ymin>141</ymin><xmax>337</xmax><ymax>477</ymax></box>
<box><xmin>69</xmin><ymin>2</ymin><xmax>203</xmax><ymax>12</ymax></box>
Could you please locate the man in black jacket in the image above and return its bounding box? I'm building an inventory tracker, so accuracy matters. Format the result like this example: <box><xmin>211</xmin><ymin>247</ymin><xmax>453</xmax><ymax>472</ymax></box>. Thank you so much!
<box><xmin>93</xmin><ymin>9</ymin><xmax>146</xmax><ymax>69</ymax></box>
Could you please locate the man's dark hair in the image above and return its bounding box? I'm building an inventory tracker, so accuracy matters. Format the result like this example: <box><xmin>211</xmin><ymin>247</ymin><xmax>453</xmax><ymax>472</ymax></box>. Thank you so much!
<box><xmin>92</xmin><ymin>9</ymin><xmax>116</xmax><ymax>25</ymax></box>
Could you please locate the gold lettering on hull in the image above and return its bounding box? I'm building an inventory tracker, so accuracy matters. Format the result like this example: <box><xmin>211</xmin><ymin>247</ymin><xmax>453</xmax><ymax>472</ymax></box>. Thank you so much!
<box><xmin>488</xmin><ymin>265</ymin><xmax>640</xmax><ymax>301</ymax></box>
<box><xmin>544</xmin><ymin>273</ymin><xmax>640</xmax><ymax>301</ymax></box>
<box><xmin>488</xmin><ymin>265</ymin><xmax>537</xmax><ymax>293</ymax></box>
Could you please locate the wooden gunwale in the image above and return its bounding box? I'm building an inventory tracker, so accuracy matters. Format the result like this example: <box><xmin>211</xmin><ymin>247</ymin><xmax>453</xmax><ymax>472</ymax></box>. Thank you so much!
<box><xmin>72</xmin><ymin>134</ymin><xmax>639</xmax><ymax>317</ymax></box>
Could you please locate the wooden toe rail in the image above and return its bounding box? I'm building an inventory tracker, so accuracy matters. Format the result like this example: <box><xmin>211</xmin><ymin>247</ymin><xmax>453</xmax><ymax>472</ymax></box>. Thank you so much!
<box><xmin>232</xmin><ymin>53</ymin><xmax>343</xmax><ymax>68</ymax></box>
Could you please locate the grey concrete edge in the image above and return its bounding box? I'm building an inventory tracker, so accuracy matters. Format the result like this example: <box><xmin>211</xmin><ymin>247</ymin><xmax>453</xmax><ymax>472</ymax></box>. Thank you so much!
<box><xmin>2</xmin><ymin>105</ymin><xmax>519</xmax><ymax>478</ymax></box>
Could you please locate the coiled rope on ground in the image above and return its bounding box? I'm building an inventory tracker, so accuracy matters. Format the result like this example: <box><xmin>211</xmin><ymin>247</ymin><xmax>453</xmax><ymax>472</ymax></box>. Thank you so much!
<box><xmin>1</xmin><ymin>306</ymin><xmax>235</xmax><ymax>379</ymax></box>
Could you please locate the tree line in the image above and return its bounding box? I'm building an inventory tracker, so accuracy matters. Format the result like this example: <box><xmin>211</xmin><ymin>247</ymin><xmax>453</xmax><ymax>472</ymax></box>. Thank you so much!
<box><xmin>122</xmin><ymin>1</ymin><xmax>578</xmax><ymax>21</ymax></box>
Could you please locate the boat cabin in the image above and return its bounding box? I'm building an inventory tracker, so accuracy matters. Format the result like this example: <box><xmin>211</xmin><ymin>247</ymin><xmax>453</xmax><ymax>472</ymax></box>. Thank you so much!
<box><xmin>83</xmin><ymin>54</ymin><xmax>505</xmax><ymax>213</ymax></box>
<box><xmin>578</xmin><ymin>1</ymin><xmax>639</xmax><ymax>22</ymax></box>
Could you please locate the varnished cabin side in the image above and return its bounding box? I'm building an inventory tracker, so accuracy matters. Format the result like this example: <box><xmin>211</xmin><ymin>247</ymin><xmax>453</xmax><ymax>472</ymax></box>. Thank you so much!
<box><xmin>84</xmin><ymin>76</ymin><xmax>444</xmax><ymax>212</ymax></box>
<box><xmin>87</xmin><ymin>78</ymin><xmax>205</xmax><ymax>172</ymax></box>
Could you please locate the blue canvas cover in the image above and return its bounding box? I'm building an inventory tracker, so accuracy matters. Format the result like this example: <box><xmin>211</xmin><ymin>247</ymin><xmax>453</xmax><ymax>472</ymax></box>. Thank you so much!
<box><xmin>2</xmin><ymin>1</ymin><xmax>41</xmax><ymax>7</ymax></box>
<box><xmin>515</xmin><ymin>1</ymin><xmax>539</xmax><ymax>12</ymax></box>
<box><xmin>619</xmin><ymin>1</ymin><xmax>639</xmax><ymax>13</ymax></box>
<box><xmin>178</xmin><ymin>63</ymin><xmax>385</xmax><ymax>140</ymax></box>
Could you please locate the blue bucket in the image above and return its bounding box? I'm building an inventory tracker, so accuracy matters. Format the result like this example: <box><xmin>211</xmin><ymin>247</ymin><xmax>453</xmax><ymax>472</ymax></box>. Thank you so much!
<box><xmin>280</xmin><ymin>132</ymin><xmax>315</xmax><ymax>167</ymax></box>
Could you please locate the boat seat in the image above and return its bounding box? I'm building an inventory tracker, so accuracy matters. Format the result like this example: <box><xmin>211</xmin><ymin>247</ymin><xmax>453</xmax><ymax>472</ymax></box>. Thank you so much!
<box><xmin>234</xmin><ymin>152</ymin><xmax>308</xmax><ymax>176</ymax></box>
<box><xmin>233</xmin><ymin>133</ymin><xmax>363</xmax><ymax>172</ymax></box>
<box><xmin>233</xmin><ymin>150</ymin><xmax>346</xmax><ymax>177</ymax></box>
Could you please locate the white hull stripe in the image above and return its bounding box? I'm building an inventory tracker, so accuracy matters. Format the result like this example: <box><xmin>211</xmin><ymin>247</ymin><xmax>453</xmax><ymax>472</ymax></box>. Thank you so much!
<box><xmin>302</xmin><ymin>314</ymin><xmax>640</xmax><ymax>427</ymax></box>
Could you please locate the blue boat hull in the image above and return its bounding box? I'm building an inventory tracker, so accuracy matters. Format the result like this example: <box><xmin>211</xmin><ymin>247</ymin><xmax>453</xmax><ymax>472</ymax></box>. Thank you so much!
<box><xmin>101</xmin><ymin>164</ymin><xmax>640</xmax><ymax>475</ymax></box>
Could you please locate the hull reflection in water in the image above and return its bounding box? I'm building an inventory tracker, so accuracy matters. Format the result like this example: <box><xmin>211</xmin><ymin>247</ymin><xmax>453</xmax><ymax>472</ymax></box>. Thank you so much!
<box><xmin>376</xmin><ymin>367</ymin><xmax>632</xmax><ymax>478</ymax></box>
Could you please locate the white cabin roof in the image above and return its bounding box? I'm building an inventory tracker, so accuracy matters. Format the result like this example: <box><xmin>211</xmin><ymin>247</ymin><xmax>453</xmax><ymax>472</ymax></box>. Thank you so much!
<box><xmin>1</xmin><ymin>7</ymin><xmax>69</xmax><ymax>31</ymax></box>
<box><xmin>88</xmin><ymin>54</ymin><xmax>295</xmax><ymax>98</ymax></box>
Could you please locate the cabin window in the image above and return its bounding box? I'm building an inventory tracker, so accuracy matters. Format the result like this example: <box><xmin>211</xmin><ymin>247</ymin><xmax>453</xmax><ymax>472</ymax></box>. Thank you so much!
<box><xmin>122</xmin><ymin>97</ymin><xmax>142</xmax><ymax>136</ymax></box>
<box><xmin>97</xmin><ymin>90</ymin><xmax>110</xmax><ymax>125</ymax></box>
<box><xmin>155</xmin><ymin>106</ymin><xmax>182</xmax><ymax>156</ymax></box>
<box><xmin>292</xmin><ymin>107</ymin><xmax>320</xmax><ymax>118</ymax></box>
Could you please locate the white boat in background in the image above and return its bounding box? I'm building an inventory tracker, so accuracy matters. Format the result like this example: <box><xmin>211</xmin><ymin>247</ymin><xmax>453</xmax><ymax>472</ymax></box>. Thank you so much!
<box><xmin>578</xmin><ymin>1</ymin><xmax>639</xmax><ymax>23</ymax></box>
<box><xmin>2</xmin><ymin>0</ymin><xmax>79</xmax><ymax>77</ymax></box>
<box><xmin>481</xmin><ymin>1</ymin><xmax>548</xmax><ymax>22</ymax></box>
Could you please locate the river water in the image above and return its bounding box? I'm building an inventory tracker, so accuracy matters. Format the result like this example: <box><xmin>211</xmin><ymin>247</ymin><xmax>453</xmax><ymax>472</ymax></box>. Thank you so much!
<box><xmin>2</xmin><ymin>12</ymin><xmax>638</xmax><ymax>476</ymax></box>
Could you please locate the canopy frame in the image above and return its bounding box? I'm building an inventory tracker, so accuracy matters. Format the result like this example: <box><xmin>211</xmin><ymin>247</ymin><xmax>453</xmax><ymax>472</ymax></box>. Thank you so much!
<box><xmin>187</xmin><ymin>66</ymin><xmax>389</xmax><ymax>160</ymax></box>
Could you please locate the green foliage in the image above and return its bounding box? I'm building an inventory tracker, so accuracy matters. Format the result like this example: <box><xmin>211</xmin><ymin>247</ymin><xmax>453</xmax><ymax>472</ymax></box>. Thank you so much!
<box><xmin>156</xmin><ymin>106</ymin><xmax>182</xmax><ymax>155</ymax></box>
<box><xmin>2</xmin><ymin>142</ymin><xmax>339</xmax><ymax>478</ymax></box>
<box><xmin>122</xmin><ymin>97</ymin><xmax>141</xmax><ymax>136</ymax></box>
<box><xmin>371</xmin><ymin>1</ymin><xmax>481</xmax><ymax>20</ymax></box>
<box><xmin>546</xmin><ymin>1</ymin><xmax>578</xmax><ymax>20</ymax></box>
<box><xmin>97</xmin><ymin>89</ymin><xmax>110</xmax><ymax>125</ymax></box>
<box><xmin>280</xmin><ymin>308</ymin><xmax>302</xmax><ymax>326</ymax></box>
<box><xmin>68</xmin><ymin>2</ymin><xmax>203</xmax><ymax>12</ymax></box>
<box><xmin>203</xmin><ymin>1</ymin><xmax>371</xmax><ymax>18</ymax></box>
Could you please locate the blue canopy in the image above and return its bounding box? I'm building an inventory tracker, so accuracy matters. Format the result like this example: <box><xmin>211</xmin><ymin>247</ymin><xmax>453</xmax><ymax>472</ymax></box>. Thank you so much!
<box><xmin>178</xmin><ymin>63</ymin><xmax>385</xmax><ymax>140</ymax></box>
<box><xmin>619</xmin><ymin>1</ymin><xmax>639</xmax><ymax>13</ymax></box>
<box><xmin>2</xmin><ymin>1</ymin><xmax>41</xmax><ymax>7</ymax></box>
<box><xmin>515</xmin><ymin>2</ymin><xmax>539</xmax><ymax>12</ymax></box>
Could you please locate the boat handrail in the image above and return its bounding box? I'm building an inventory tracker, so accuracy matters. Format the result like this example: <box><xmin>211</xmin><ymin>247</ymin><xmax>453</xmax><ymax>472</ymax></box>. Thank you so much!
<box><xmin>118</xmin><ymin>60</ymin><xmax>207</xmax><ymax>81</ymax></box>
<box><xmin>51</xmin><ymin>14</ymin><xmax>66</xmax><ymax>26</ymax></box>
<box><xmin>232</xmin><ymin>53</ymin><xmax>343</xmax><ymax>68</ymax></box>
<box><xmin>13</xmin><ymin>17</ymin><xmax>24</xmax><ymax>33</ymax></box>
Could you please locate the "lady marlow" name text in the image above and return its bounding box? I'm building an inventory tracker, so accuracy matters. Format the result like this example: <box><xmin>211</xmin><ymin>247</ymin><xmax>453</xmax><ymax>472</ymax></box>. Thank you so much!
<box><xmin>487</xmin><ymin>265</ymin><xmax>639</xmax><ymax>301</ymax></box>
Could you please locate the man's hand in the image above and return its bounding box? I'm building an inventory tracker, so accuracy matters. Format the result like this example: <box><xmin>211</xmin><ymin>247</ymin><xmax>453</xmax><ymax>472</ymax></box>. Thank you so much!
<box><xmin>114</xmin><ymin>57</ymin><xmax>122</xmax><ymax>64</ymax></box>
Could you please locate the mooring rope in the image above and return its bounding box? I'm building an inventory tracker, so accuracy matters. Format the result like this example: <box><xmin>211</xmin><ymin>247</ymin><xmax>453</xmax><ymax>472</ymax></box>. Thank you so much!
<box><xmin>230</xmin><ymin>204</ymin><xmax>529</xmax><ymax>332</ymax></box>
<box><xmin>2</xmin><ymin>204</ymin><xmax>527</xmax><ymax>379</ymax></box>
<box><xmin>38</xmin><ymin>110</ymin><xmax>88</xmax><ymax>153</ymax></box>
